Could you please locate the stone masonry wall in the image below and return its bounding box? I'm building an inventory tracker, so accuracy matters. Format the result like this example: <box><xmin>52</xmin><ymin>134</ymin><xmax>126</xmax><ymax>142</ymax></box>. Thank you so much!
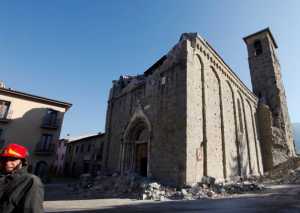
<box><xmin>104</xmin><ymin>32</ymin><xmax>264</xmax><ymax>186</ymax></box>
<box><xmin>245</xmin><ymin>29</ymin><xmax>295</xmax><ymax>169</ymax></box>
<box><xmin>103</xmin><ymin>40</ymin><xmax>189</xmax><ymax>186</ymax></box>
<box><xmin>257</xmin><ymin>103</ymin><xmax>273</xmax><ymax>171</ymax></box>
<box><xmin>185</xmin><ymin>33</ymin><xmax>263</xmax><ymax>184</ymax></box>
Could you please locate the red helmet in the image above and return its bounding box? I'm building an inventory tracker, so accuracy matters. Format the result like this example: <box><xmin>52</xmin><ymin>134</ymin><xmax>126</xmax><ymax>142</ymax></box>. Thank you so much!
<box><xmin>0</xmin><ymin>144</ymin><xmax>29</xmax><ymax>159</ymax></box>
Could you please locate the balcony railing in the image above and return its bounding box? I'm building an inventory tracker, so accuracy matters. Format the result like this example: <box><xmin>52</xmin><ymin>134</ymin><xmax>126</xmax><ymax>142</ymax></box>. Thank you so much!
<box><xmin>34</xmin><ymin>142</ymin><xmax>55</xmax><ymax>155</ymax></box>
<box><xmin>40</xmin><ymin>117</ymin><xmax>61</xmax><ymax>129</ymax></box>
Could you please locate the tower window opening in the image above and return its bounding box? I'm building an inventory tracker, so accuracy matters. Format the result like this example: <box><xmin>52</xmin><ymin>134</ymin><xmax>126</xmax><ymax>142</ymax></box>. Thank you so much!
<box><xmin>254</xmin><ymin>40</ymin><xmax>263</xmax><ymax>56</ymax></box>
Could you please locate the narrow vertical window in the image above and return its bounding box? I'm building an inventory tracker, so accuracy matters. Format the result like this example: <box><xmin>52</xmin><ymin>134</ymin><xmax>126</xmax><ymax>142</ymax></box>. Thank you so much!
<box><xmin>0</xmin><ymin>100</ymin><xmax>10</xmax><ymax>119</ymax></box>
<box><xmin>254</xmin><ymin>40</ymin><xmax>263</xmax><ymax>56</ymax></box>
<box><xmin>41</xmin><ymin>134</ymin><xmax>53</xmax><ymax>151</ymax></box>
<box><xmin>43</xmin><ymin>109</ymin><xmax>58</xmax><ymax>126</ymax></box>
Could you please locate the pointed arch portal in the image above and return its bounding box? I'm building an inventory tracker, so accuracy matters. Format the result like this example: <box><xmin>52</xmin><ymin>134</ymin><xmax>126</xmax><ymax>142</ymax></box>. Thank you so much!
<box><xmin>120</xmin><ymin>109</ymin><xmax>151</xmax><ymax>177</ymax></box>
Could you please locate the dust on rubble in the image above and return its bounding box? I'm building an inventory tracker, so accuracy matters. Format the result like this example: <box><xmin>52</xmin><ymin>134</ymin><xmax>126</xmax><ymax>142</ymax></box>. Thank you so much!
<box><xmin>67</xmin><ymin>157</ymin><xmax>300</xmax><ymax>201</ymax></box>
<box><xmin>69</xmin><ymin>172</ymin><xmax>264</xmax><ymax>201</ymax></box>
<box><xmin>262</xmin><ymin>157</ymin><xmax>300</xmax><ymax>184</ymax></box>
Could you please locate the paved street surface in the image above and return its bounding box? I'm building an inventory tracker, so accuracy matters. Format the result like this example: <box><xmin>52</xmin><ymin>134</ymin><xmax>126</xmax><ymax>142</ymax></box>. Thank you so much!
<box><xmin>44</xmin><ymin>182</ymin><xmax>300</xmax><ymax>213</ymax></box>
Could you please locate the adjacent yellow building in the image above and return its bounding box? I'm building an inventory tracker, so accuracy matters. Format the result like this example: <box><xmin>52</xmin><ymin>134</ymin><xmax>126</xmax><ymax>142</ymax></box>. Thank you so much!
<box><xmin>0</xmin><ymin>82</ymin><xmax>71</xmax><ymax>179</ymax></box>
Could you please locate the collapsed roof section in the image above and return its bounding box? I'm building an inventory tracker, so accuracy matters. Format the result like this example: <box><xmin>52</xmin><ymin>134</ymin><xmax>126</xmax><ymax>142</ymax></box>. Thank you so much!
<box><xmin>110</xmin><ymin>31</ymin><xmax>257</xmax><ymax>101</ymax></box>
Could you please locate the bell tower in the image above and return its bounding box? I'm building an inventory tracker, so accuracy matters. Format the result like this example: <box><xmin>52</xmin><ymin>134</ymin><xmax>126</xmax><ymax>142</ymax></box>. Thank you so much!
<box><xmin>244</xmin><ymin>28</ymin><xmax>295</xmax><ymax>169</ymax></box>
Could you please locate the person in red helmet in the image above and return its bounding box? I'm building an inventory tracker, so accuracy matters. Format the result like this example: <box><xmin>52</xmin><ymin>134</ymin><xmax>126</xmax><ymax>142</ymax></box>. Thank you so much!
<box><xmin>0</xmin><ymin>143</ymin><xmax>44</xmax><ymax>213</ymax></box>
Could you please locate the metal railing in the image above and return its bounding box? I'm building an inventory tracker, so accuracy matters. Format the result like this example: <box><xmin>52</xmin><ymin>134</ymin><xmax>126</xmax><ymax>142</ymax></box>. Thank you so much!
<box><xmin>41</xmin><ymin>116</ymin><xmax>61</xmax><ymax>129</ymax></box>
<box><xmin>34</xmin><ymin>141</ymin><xmax>55</xmax><ymax>154</ymax></box>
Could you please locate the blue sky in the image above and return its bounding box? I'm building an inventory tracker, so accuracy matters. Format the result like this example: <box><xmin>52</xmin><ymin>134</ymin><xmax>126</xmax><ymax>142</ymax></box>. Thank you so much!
<box><xmin>0</xmin><ymin>0</ymin><xmax>299</xmax><ymax>137</ymax></box>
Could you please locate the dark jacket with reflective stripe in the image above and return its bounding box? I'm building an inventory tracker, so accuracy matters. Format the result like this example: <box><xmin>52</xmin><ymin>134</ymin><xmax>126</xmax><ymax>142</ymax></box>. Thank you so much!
<box><xmin>0</xmin><ymin>167</ymin><xmax>44</xmax><ymax>213</ymax></box>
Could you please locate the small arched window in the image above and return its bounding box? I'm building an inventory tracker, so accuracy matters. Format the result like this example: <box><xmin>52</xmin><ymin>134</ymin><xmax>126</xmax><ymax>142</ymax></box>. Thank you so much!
<box><xmin>254</xmin><ymin>40</ymin><xmax>263</xmax><ymax>56</ymax></box>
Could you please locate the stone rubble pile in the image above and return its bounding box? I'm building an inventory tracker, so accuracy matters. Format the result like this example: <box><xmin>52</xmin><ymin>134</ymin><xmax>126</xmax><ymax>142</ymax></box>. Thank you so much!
<box><xmin>72</xmin><ymin>172</ymin><xmax>265</xmax><ymax>201</ymax></box>
<box><xmin>277</xmin><ymin>167</ymin><xmax>300</xmax><ymax>184</ymax></box>
<box><xmin>263</xmin><ymin>157</ymin><xmax>300</xmax><ymax>184</ymax></box>
<box><xmin>139</xmin><ymin>179</ymin><xmax>264</xmax><ymax>201</ymax></box>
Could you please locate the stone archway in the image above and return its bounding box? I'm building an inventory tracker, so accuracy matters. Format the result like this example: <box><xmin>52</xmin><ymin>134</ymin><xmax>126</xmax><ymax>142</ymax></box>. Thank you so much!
<box><xmin>120</xmin><ymin>109</ymin><xmax>151</xmax><ymax>177</ymax></box>
<box><xmin>134</xmin><ymin>128</ymin><xmax>148</xmax><ymax>176</ymax></box>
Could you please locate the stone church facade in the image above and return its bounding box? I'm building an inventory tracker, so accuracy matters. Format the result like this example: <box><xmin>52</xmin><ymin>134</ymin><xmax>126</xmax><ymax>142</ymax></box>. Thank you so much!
<box><xmin>102</xmin><ymin>28</ymin><xmax>295</xmax><ymax>186</ymax></box>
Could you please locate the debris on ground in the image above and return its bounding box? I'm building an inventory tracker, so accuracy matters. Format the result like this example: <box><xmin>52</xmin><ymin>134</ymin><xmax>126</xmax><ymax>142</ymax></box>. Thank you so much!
<box><xmin>70</xmin><ymin>172</ymin><xmax>265</xmax><ymax>201</ymax></box>
<box><xmin>69</xmin><ymin>158</ymin><xmax>300</xmax><ymax>201</ymax></box>
<box><xmin>262</xmin><ymin>157</ymin><xmax>300</xmax><ymax>184</ymax></box>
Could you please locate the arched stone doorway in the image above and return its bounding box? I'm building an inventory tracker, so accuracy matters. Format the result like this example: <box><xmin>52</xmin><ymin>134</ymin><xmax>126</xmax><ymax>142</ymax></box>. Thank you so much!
<box><xmin>134</xmin><ymin>128</ymin><xmax>148</xmax><ymax>176</ymax></box>
<box><xmin>121</xmin><ymin>113</ymin><xmax>151</xmax><ymax>177</ymax></box>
